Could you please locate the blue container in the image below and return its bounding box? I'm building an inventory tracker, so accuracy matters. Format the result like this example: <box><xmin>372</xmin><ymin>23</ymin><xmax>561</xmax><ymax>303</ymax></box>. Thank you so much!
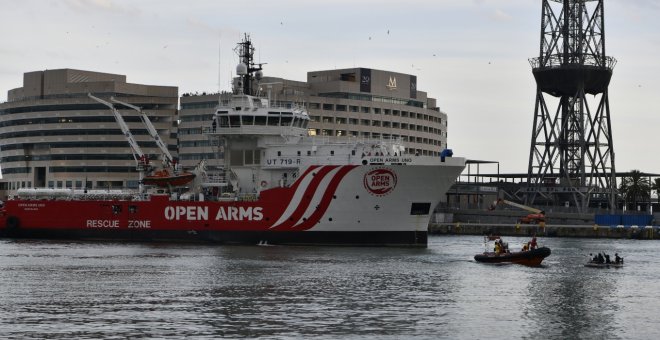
<box><xmin>621</xmin><ymin>215</ymin><xmax>653</xmax><ymax>226</ymax></box>
<box><xmin>595</xmin><ymin>214</ymin><xmax>622</xmax><ymax>226</ymax></box>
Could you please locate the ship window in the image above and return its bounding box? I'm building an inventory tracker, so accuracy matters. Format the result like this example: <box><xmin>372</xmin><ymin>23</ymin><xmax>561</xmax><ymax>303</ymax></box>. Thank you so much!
<box><xmin>307</xmin><ymin>150</ymin><xmax>311</xmax><ymax>156</ymax></box>
<box><xmin>302</xmin><ymin>120</ymin><xmax>308</xmax><ymax>129</ymax></box>
<box><xmin>268</xmin><ymin>111</ymin><xmax>280</xmax><ymax>115</ymax></box>
<box><xmin>331</xmin><ymin>150</ymin><xmax>334</xmax><ymax>156</ymax></box>
<box><xmin>277</xmin><ymin>151</ymin><xmax>282</xmax><ymax>156</ymax></box>
<box><xmin>254</xmin><ymin>150</ymin><xmax>261</xmax><ymax>164</ymax></box>
<box><xmin>281</xmin><ymin>116</ymin><xmax>293</xmax><ymax>126</ymax></box>
<box><xmin>245</xmin><ymin>150</ymin><xmax>254</xmax><ymax>164</ymax></box>
<box><xmin>230</xmin><ymin>150</ymin><xmax>244</xmax><ymax>166</ymax></box>
<box><xmin>112</xmin><ymin>205</ymin><xmax>122</xmax><ymax>215</ymax></box>
<box><xmin>410</xmin><ymin>202</ymin><xmax>431</xmax><ymax>215</ymax></box>
<box><xmin>219</xmin><ymin>116</ymin><xmax>229</xmax><ymax>127</ymax></box>
<box><xmin>268</xmin><ymin>116</ymin><xmax>279</xmax><ymax>126</ymax></box>
<box><xmin>217</xmin><ymin>111</ymin><xmax>228</xmax><ymax>114</ymax></box>
<box><xmin>255</xmin><ymin>116</ymin><xmax>267</xmax><ymax>125</ymax></box>
<box><xmin>129</xmin><ymin>205</ymin><xmax>137</xmax><ymax>213</ymax></box>
<box><xmin>297</xmin><ymin>151</ymin><xmax>301</xmax><ymax>156</ymax></box>
<box><xmin>228</xmin><ymin>115</ymin><xmax>241</xmax><ymax>127</ymax></box>
<box><xmin>243</xmin><ymin>115</ymin><xmax>254</xmax><ymax>125</ymax></box>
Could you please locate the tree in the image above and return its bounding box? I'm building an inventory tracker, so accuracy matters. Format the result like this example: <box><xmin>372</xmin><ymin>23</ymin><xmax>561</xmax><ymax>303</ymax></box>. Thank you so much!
<box><xmin>619</xmin><ymin>170</ymin><xmax>650</xmax><ymax>211</ymax></box>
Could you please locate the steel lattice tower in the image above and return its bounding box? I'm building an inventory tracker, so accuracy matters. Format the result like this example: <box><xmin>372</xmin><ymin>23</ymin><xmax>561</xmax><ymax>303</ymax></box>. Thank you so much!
<box><xmin>525</xmin><ymin>0</ymin><xmax>616</xmax><ymax>212</ymax></box>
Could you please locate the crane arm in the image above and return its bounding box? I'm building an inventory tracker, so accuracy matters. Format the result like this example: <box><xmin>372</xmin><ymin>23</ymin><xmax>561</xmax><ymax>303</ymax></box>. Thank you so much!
<box><xmin>497</xmin><ymin>199</ymin><xmax>544</xmax><ymax>214</ymax></box>
<box><xmin>110</xmin><ymin>97</ymin><xmax>174</xmax><ymax>166</ymax></box>
<box><xmin>88</xmin><ymin>93</ymin><xmax>145</xmax><ymax>162</ymax></box>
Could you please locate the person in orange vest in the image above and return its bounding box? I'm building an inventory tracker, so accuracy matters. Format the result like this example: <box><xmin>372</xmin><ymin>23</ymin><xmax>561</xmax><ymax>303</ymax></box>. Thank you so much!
<box><xmin>529</xmin><ymin>236</ymin><xmax>538</xmax><ymax>250</ymax></box>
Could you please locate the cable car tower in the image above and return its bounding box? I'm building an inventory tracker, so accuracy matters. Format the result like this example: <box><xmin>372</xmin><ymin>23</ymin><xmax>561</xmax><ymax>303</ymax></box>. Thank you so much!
<box><xmin>525</xmin><ymin>0</ymin><xmax>617</xmax><ymax>212</ymax></box>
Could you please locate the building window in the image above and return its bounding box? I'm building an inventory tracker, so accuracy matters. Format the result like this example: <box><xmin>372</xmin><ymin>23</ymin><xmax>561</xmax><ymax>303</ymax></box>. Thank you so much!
<box><xmin>322</xmin><ymin>103</ymin><xmax>333</xmax><ymax>110</ymax></box>
<box><xmin>336</xmin><ymin>105</ymin><xmax>347</xmax><ymax>111</ymax></box>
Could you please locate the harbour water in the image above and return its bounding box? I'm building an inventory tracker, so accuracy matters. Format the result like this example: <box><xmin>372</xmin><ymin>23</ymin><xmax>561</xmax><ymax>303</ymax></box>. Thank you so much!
<box><xmin>0</xmin><ymin>236</ymin><xmax>659</xmax><ymax>339</ymax></box>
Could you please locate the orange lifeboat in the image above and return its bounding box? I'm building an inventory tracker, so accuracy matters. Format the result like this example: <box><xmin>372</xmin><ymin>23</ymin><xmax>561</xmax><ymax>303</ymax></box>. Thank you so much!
<box><xmin>142</xmin><ymin>170</ymin><xmax>195</xmax><ymax>187</ymax></box>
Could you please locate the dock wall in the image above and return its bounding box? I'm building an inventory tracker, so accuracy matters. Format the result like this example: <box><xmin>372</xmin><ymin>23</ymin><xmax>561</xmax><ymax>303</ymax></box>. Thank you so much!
<box><xmin>429</xmin><ymin>223</ymin><xmax>659</xmax><ymax>240</ymax></box>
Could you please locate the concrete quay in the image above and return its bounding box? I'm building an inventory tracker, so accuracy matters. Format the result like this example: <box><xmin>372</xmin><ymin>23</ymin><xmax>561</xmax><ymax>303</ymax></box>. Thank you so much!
<box><xmin>429</xmin><ymin>223</ymin><xmax>659</xmax><ymax>240</ymax></box>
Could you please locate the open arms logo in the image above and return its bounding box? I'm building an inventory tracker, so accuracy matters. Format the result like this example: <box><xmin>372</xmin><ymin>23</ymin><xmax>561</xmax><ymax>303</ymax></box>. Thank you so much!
<box><xmin>363</xmin><ymin>168</ymin><xmax>397</xmax><ymax>196</ymax></box>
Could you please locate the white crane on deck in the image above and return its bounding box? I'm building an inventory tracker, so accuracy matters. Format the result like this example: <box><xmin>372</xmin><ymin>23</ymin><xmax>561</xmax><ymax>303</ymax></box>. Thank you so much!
<box><xmin>88</xmin><ymin>93</ymin><xmax>151</xmax><ymax>193</ymax></box>
<box><xmin>109</xmin><ymin>97</ymin><xmax>178</xmax><ymax>172</ymax></box>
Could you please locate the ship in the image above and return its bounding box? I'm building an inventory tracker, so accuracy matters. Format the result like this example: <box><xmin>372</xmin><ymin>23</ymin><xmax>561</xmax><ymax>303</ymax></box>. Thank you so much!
<box><xmin>0</xmin><ymin>35</ymin><xmax>465</xmax><ymax>247</ymax></box>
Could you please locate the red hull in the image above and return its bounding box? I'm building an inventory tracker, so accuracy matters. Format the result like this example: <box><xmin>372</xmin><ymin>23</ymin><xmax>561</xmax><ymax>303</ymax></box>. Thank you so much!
<box><xmin>0</xmin><ymin>165</ymin><xmax>410</xmax><ymax>245</ymax></box>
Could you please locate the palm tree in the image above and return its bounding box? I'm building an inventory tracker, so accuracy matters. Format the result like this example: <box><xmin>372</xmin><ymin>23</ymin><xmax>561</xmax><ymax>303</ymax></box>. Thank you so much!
<box><xmin>619</xmin><ymin>170</ymin><xmax>650</xmax><ymax>212</ymax></box>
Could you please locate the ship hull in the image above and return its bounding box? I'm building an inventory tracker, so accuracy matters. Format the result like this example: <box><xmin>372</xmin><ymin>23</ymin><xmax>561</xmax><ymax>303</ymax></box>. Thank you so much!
<box><xmin>0</xmin><ymin>163</ymin><xmax>463</xmax><ymax>247</ymax></box>
<box><xmin>0</xmin><ymin>228</ymin><xmax>428</xmax><ymax>246</ymax></box>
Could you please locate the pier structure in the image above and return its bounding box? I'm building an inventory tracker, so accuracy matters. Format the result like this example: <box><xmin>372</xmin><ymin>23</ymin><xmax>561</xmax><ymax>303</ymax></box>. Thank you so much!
<box><xmin>524</xmin><ymin>0</ymin><xmax>616</xmax><ymax>213</ymax></box>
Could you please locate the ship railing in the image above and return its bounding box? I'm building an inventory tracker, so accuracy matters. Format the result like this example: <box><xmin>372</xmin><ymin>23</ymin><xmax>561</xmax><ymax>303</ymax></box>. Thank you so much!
<box><xmin>204</xmin><ymin>125</ymin><xmax>303</xmax><ymax>136</ymax></box>
<box><xmin>16</xmin><ymin>188</ymin><xmax>138</xmax><ymax>200</ymax></box>
<box><xmin>309</xmin><ymin>135</ymin><xmax>404</xmax><ymax>146</ymax></box>
<box><xmin>215</xmin><ymin>192</ymin><xmax>259</xmax><ymax>202</ymax></box>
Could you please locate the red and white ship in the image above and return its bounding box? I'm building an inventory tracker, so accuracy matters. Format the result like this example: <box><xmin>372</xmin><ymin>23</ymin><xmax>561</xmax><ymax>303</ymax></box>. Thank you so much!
<box><xmin>0</xmin><ymin>35</ymin><xmax>465</xmax><ymax>246</ymax></box>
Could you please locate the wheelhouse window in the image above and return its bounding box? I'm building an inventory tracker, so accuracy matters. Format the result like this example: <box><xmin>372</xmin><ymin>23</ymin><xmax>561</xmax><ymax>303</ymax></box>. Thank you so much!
<box><xmin>228</xmin><ymin>115</ymin><xmax>241</xmax><ymax>127</ymax></box>
<box><xmin>281</xmin><ymin>116</ymin><xmax>293</xmax><ymax>126</ymax></box>
<box><xmin>243</xmin><ymin>115</ymin><xmax>254</xmax><ymax>125</ymax></box>
<box><xmin>268</xmin><ymin>116</ymin><xmax>279</xmax><ymax>126</ymax></box>
<box><xmin>255</xmin><ymin>116</ymin><xmax>267</xmax><ymax>125</ymax></box>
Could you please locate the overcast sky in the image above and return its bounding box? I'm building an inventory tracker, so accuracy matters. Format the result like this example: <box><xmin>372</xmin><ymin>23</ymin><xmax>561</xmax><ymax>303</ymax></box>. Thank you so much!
<box><xmin>1</xmin><ymin>0</ymin><xmax>659</xmax><ymax>175</ymax></box>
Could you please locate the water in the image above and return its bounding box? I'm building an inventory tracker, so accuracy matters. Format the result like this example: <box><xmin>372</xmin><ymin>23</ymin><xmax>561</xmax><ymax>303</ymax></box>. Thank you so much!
<box><xmin>0</xmin><ymin>236</ymin><xmax>658</xmax><ymax>339</ymax></box>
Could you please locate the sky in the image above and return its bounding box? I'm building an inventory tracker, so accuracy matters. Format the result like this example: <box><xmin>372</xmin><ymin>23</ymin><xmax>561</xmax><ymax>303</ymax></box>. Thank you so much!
<box><xmin>1</xmin><ymin>0</ymin><xmax>660</xmax><ymax>175</ymax></box>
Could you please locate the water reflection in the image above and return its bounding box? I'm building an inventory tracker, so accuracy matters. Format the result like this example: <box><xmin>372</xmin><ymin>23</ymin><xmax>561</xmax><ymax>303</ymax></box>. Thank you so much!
<box><xmin>0</xmin><ymin>237</ymin><xmax>659</xmax><ymax>338</ymax></box>
<box><xmin>524</xmin><ymin>238</ymin><xmax>620</xmax><ymax>339</ymax></box>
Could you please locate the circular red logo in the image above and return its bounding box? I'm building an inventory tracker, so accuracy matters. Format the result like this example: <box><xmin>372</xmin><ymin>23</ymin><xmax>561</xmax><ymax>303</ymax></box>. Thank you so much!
<box><xmin>363</xmin><ymin>168</ymin><xmax>397</xmax><ymax>196</ymax></box>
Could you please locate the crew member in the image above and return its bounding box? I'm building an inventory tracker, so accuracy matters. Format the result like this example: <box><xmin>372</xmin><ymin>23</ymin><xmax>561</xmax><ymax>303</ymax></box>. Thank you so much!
<box><xmin>529</xmin><ymin>236</ymin><xmax>538</xmax><ymax>250</ymax></box>
<box><xmin>615</xmin><ymin>253</ymin><xmax>623</xmax><ymax>264</ymax></box>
